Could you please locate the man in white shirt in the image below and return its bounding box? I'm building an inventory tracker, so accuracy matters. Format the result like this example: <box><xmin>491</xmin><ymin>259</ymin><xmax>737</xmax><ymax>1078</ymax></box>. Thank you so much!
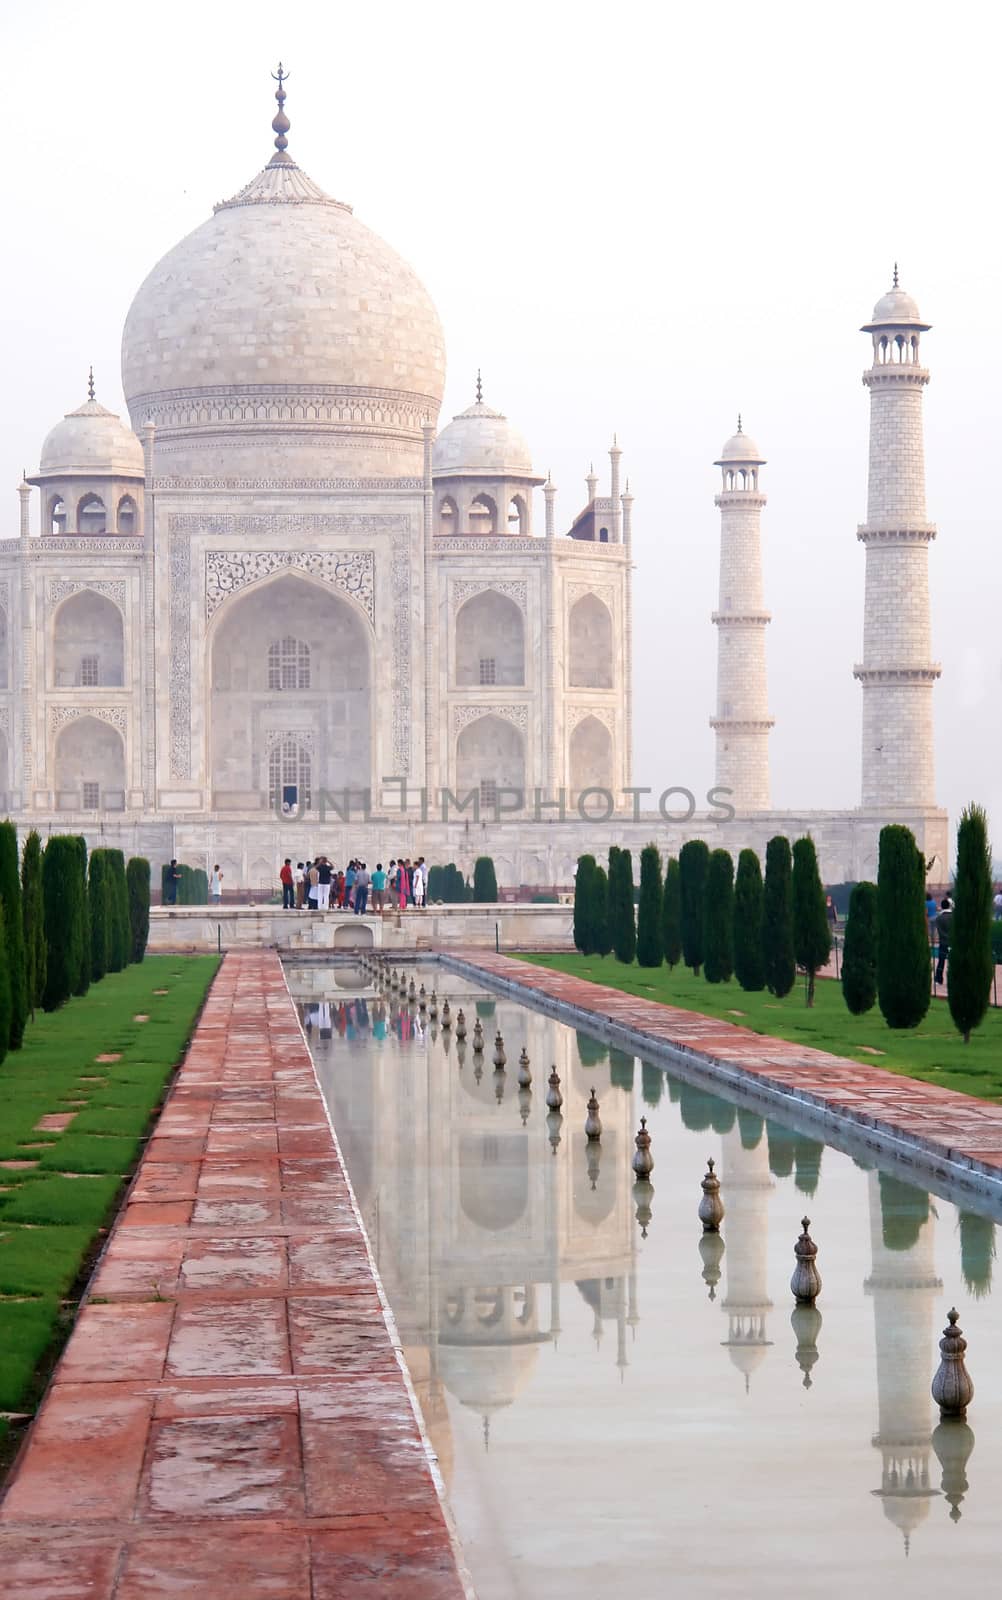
<box><xmin>412</xmin><ymin>857</ymin><xmax>426</xmax><ymax>909</ymax></box>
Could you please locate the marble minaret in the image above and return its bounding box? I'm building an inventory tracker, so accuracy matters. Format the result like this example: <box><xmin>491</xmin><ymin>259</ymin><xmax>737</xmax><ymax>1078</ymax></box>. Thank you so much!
<box><xmin>855</xmin><ymin>271</ymin><xmax>940</xmax><ymax>809</ymax></box>
<box><xmin>711</xmin><ymin>420</ymin><xmax>773</xmax><ymax>812</ymax></box>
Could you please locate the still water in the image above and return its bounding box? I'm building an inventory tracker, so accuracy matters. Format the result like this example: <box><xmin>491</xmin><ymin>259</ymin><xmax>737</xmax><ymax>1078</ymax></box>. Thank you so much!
<box><xmin>289</xmin><ymin>962</ymin><xmax>1001</xmax><ymax>1600</ymax></box>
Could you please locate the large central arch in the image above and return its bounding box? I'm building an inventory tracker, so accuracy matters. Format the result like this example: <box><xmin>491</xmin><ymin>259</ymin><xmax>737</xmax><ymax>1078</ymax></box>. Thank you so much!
<box><xmin>209</xmin><ymin>574</ymin><xmax>372</xmax><ymax>810</ymax></box>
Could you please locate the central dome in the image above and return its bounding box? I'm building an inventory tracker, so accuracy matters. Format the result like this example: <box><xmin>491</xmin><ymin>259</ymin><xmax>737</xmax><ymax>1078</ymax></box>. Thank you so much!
<box><xmin>121</xmin><ymin>138</ymin><xmax>446</xmax><ymax>481</ymax></box>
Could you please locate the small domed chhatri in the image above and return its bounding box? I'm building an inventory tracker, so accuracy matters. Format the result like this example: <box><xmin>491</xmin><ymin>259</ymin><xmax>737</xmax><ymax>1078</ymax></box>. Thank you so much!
<box><xmin>714</xmin><ymin>415</ymin><xmax>765</xmax><ymax>467</ymax></box>
<box><xmin>40</xmin><ymin>386</ymin><xmax>145</xmax><ymax>481</ymax></box>
<box><xmin>862</xmin><ymin>265</ymin><xmax>930</xmax><ymax>331</ymax></box>
<box><xmin>433</xmin><ymin>378</ymin><xmax>536</xmax><ymax>479</ymax></box>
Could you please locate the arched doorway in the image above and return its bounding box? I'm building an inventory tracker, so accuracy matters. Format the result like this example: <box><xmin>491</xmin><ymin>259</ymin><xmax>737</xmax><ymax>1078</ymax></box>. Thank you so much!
<box><xmin>455</xmin><ymin>715</ymin><xmax>526</xmax><ymax>809</ymax></box>
<box><xmin>455</xmin><ymin>591</ymin><xmax>525</xmax><ymax>685</ymax></box>
<box><xmin>52</xmin><ymin>591</ymin><xmax>125</xmax><ymax>688</ymax></box>
<box><xmin>568</xmin><ymin>594</ymin><xmax>613</xmax><ymax>688</ymax></box>
<box><xmin>209</xmin><ymin>575</ymin><xmax>372</xmax><ymax>810</ymax></box>
<box><xmin>54</xmin><ymin>715</ymin><xmax>126</xmax><ymax>810</ymax></box>
<box><xmin>569</xmin><ymin>715</ymin><xmax>613</xmax><ymax>795</ymax></box>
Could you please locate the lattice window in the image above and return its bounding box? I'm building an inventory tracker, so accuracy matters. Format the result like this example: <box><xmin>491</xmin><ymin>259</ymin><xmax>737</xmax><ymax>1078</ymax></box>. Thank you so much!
<box><xmin>267</xmin><ymin>636</ymin><xmax>311</xmax><ymax>691</ymax></box>
<box><xmin>480</xmin><ymin>779</ymin><xmax>498</xmax><ymax>809</ymax></box>
<box><xmin>80</xmin><ymin>655</ymin><xmax>99</xmax><ymax>687</ymax></box>
<box><xmin>479</xmin><ymin>657</ymin><xmax>497</xmax><ymax>685</ymax></box>
<box><xmin>268</xmin><ymin>739</ymin><xmax>312</xmax><ymax>811</ymax></box>
<box><xmin>82</xmin><ymin>782</ymin><xmax>100</xmax><ymax>810</ymax></box>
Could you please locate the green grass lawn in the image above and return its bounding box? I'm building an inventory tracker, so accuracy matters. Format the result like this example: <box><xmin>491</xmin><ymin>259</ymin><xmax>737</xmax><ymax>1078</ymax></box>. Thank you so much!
<box><xmin>519</xmin><ymin>953</ymin><xmax>1002</xmax><ymax>1101</ymax></box>
<box><xmin>0</xmin><ymin>954</ymin><xmax>218</xmax><ymax>1451</ymax></box>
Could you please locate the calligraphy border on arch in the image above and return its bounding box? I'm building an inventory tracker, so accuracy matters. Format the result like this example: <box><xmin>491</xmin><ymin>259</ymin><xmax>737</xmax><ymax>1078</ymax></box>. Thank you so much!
<box><xmin>47</xmin><ymin>578</ymin><xmax>128</xmax><ymax>612</ymax></box>
<box><xmin>452</xmin><ymin>703</ymin><xmax>529</xmax><ymax>735</ymax></box>
<box><xmin>49</xmin><ymin>704</ymin><xmax>129</xmax><ymax>738</ymax></box>
<box><xmin>450</xmin><ymin>579</ymin><xmax>527</xmax><ymax>616</ymax></box>
<box><xmin>203</xmin><ymin>550</ymin><xmax>375</xmax><ymax>624</ymax></box>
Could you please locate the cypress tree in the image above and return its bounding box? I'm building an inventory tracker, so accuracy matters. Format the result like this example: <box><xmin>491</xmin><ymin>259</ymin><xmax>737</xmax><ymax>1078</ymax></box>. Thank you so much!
<box><xmin>0</xmin><ymin>902</ymin><xmax>10</xmax><ymax>1068</ymax></box>
<box><xmin>611</xmin><ymin>848</ymin><xmax>636</xmax><ymax>964</ymax></box>
<box><xmin>426</xmin><ymin>864</ymin><xmax>442</xmax><ymax>903</ymax></box>
<box><xmin>88</xmin><ymin>850</ymin><xmax>111</xmax><ymax>982</ymax></box>
<box><xmin>636</xmin><ymin>844</ymin><xmax>663</xmax><ymax>968</ymax></box>
<box><xmin>733</xmin><ymin>848</ymin><xmax>766</xmax><ymax>992</ymax></box>
<box><xmin>593</xmin><ymin>864</ymin><xmax>612</xmax><ymax>957</ymax></box>
<box><xmin>842</xmin><ymin>881</ymin><xmax>878</xmax><ymax>1015</ymax></box>
<box><xmin>72</xmin><ymin>837</ymin><xmax>90</xmax><ymax>998</ymax></box>
<box><xmin>876</xmin><ymin>824</ymin><xmax>931</xmax><ymax>1029</ymax></box>
<box><xmin>21</xmin><ymin>829</ymin><xmax>46</xmax><ymax>1021</ymax></box>
<box><xmin>0</xmin><ymin>822</ymin><xmax>27</xmax><ymax>1049</ymax></box>
<box><xmin>703</xmin><ymin>848</ymin><xmax>734</xmax><ymax>984</ymax></box>
<box><xmin>42</xmin><ymin>837</ymin><xmax>80</xmax><ymax>1012</ymax></box>
<box><xmin>662</xmin><ymin>856</ymin><xmax>682</xmax><ymax>969</ymax></box>
<box><xmin>127</xmin><ymin>857</ymin><xmax>151</xmax><ymax>963</ymax></box>
<box><xmin>792</xmin><ymin>835</ymin><xmax>832</xmax><ymax>1006</ymax></box>
<box><xmin>473</xmin><ymin>856</ymin><xmax>499</xmax><ymax>902</ymax></box>
<box><xmin>573</xmin><ymin>855</ymin><xmax>597</xmax><ymax>954</ymax></box>
<box><xmin>106</xmin><ymin>850</ymin><xmax>130</xmax><ymax>971</ymax></box>
<box><xmin>763</xmin><ymin>835</ymin><xmax>796</xmax><ymax>999</ymax></box>
<box><xmin>948</xmin><ymin>803</ymin><xmax>994</xmax><ymax>1044</ymax></box>
<box><xmin>679</xmin><ymin>839</ymin><xmax>709</xmax><ymax>975</ymax></box>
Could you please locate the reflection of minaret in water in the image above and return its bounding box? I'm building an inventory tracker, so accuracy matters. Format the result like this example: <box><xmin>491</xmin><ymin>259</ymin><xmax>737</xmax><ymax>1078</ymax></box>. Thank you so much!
<box><xmin>719</xmin><ymin>1123</ymin><xmax>774</xmax><ymax>1391</ymax></box>
<box><xmin>865</xmin><ymin>1170</ymin><xmax>942</xmax><ymax>1554</ymax></box>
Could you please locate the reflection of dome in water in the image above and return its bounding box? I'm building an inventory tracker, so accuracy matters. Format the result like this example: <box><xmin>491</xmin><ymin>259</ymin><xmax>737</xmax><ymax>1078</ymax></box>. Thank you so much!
<box><xmin>872</xmin><ymin>1457</ymin><xmax>937</xmax><ymax>1549</ymax></box>
<box><xmin>458</xmin><ymin>1133</ymin><xmax>528</xmax><ymax>1231</ymax></box>
<box><xmin>436</xmin><ymin>1331</ymin><xmax>545</xmax><ymax>1417</ymax></box>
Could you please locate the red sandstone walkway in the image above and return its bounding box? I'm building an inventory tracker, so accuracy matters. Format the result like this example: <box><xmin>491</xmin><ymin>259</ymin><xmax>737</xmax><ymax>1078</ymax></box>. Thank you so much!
<box><xmin>448</xmin><ymin>951</ymin><xmax>1002</xmax><ymax>1188</ymax></box>
<box><xmin>0</xmin><ymin>952</ymin><xmax>469</xmax><ymax>1600</ymax></box>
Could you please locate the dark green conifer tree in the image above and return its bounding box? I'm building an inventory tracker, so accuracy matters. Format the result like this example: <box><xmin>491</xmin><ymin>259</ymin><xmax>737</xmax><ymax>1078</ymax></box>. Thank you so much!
<box><xmin>876</xmin><ymin>824</ymin><xmax>931</xmax><ymax>1029</ymax></box>
<box><xmin>841</xmin><ymin>882</ymin><xmax>878</xmax><ymax>1015</ymax></box>
<box><xmin>792</xmin><ymin>836</ymin><xmax>832</xmax><ymax>1006</ymax></box>
<box><xmin>762</xmin><ymin>835</ymin><xmax>796</xmax><ymax>999</ymax></box>
<box><xmin>611</xmin><ymin>848</ymin><xmax>636</xmax><ymax>964</ymax></box>
<box><xmin>127</xmin><ymin>857</ymin><xmax>151</xmax><ymax>963</ymax></box>
<box><xmin>573</xmin><ymin>855</ymin><xmax>597</xmax><ymax>954</ymax></box>
<box><xmin>636</xmin><ymin>844</ymin><xmax>663</xmax><ymax>968</ymax></box>
<box><xmin>679</xmin><ymin>839</ymin><xmax>709</xmax><ymax>976</ymax></box>
<box><xmin>21</xmin><ymin>829</ymin><xmax>46</xmax><ymax>1021</ymax></box>
<box><xmin>42</xmin><ymin>836</ymin><xmax>81</xmax><ymax>1012</ymax></box>
<box><xmin>733</xmin><ymin>848</ymin><xmax>766</xmax><ymax>992</ymax></box>
<box><xmin>0</xmin><ymin>821</ymin><xmax>26</xmax><ymax>1048</ymax></box>
<box><xmin>593</xmin><ymin>865</ymin><xmax>612</xmax><ymax>957</ymax></box>
<box><xmin>948</xmin><ymin>804</ymin><xmax>994</xmax><ymax>1044</ymax></box>
<box><xmin>661</xmin><ymin>856</ymin><xmax>682</xmax><ymax>969</ymax></box>
<box><xmin>72</xmin><ymin>837</ymin><xmax>90</xmax><ymax>999</ymax></box>
<box><xmin>88</xmin><ymin>850</ymin><xmax>111</xmax><ymax>983</ymax></box>
<box><xmin>702</xmin><ymin>848</ymin><xmax>734</xmax><ymax>984</ymax></box>
<box><xmin>473</xmin><ymin>856</ymin><xmax>499</xmax><ymax>902</ymax></box>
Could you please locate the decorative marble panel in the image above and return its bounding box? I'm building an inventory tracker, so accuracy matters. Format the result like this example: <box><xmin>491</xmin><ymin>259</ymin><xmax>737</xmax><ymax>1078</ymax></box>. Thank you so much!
<box><xmin>567</xmin><ymin>581</ymin><xmax>615</xmax><ymax>611</ymax></box>
<box><xmin>47</xmin><ymin>578</ymin><xmax>127</xmax><ymax>612</ymax></box>
<box><xmin>567</xmin><ymin>705</ymin><xmax>615</xmax><ymax>733</ymax></box>
<box><xmin>49</xmin><ymin>704</ymin><xmax>129</xmax><ymax>737</ymax></box>
<box><xmin>452</xmin><ymin>703</ymin><xmax>529</xmax><ymax>734</ymax></box>
<box><xmin>204</xmin><ymin>550</ymin><xmax>374</xmax><ymax>623</ymax></box>
<box><xmin>450</xmin><ymin>579</ymin><xmax>527</xmax><ymax>615</ymax></box>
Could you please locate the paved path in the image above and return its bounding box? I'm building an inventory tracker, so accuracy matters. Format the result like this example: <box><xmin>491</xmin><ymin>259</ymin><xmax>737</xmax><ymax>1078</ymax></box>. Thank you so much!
<box><xmin>446</xmin><ymin>951</ymin><xmax>1002</xmax><ymax>1195</ymax></box>
<box><xmin>0</xmin><ymin>952</ymin><xmax>468</xmax><ymax>1600</ymax></box>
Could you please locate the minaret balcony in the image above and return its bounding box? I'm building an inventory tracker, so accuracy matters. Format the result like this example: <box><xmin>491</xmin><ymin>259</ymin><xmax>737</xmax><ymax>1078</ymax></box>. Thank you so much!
<box><xmin>711</xmin><ymin>609</ymin><xmax>771</xmax><ymax>626</ymax></box>
<box><xmin>856</xmin><ymin>523</ymin><xmax>936</xmax><ymax>545</ymax></box>
<box><xmin>714</xmin><ymin>491</ymin><xmax>767</xmax><ymax>510</ymax></box>
<box><xmin>853</xmin><ymin>664</ymin><xmax>942</xmax><ymax>684</ymax></box>
<box><xmin>863</xmin><ymin>365</ymin><xmax>929</xmax><ymax>389</ymax></box>
<box><xmin>709</xmin><ymin>716</ymin><xmax>775</xmax><ymax>732</ymax></box>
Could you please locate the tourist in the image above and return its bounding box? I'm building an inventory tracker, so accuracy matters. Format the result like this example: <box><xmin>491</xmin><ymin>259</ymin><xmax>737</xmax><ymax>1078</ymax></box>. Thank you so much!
<box><xmin>306</xmin><ymin>859</ymin><xmax>319</xmax><ymax>911</ymax></box>
<box><xmin>280</xmin><ymin>858</ymin><xmax>294</xmax><ymax>910</ymax></box>
<box><xmin>210</xmin><ymin>863</ymin><xmax>224</xmax><ymax>905</ymax></box>
<box><xmin>825</xmin><ymin>892</ymin><xmax>837</xmax><ymax>929</ymax></box>
<box><xmin>371</xmin><ymin>862</ymin><xmax>387</xmax><ymax>912</ymax></box>
<box><xmin>925</xmin><ymin>888</ymin><xmax>938</xmax><ymax>937</ymax></box>
<box><xmin>994</xmin><ymin>884</ymin><xmax>1002</xmax><ymax>921</ymax></box>
<box><xmin>354</xmin><ymin>862</ymin><xmax>370</xmax><ymax>915</ymax></box>
<box><xmin>412</xmin><ymin>857</ymin><xmax>427</xmax><ymax>909</ymax></box>
<box><xmin>398</xmin><ymin>858</ymin><xmax>411</xmax><ymax>910</ymax></box>
<box><xmin>294</xmin><ymin>862</ymin><xmax>306</xmax><ymax>910</ymax></box>
<box><xmin>165</xmin><ymin>859</ymin><xmax>181</xmax><ymax>905</ymax></box>
<box><xmin>316</xmin><ymin>856</ymin><xmax>332</xmax><ymax>911</ymax></box>
<box><xmin>335</xmin><ymin>867</ymin><xmax>346</xmax><ymax>908</ymax></box>
<box><xmin>934</xmin><ymin>896</ymin><xmax>953</xmax><ymax>986</ymax></box>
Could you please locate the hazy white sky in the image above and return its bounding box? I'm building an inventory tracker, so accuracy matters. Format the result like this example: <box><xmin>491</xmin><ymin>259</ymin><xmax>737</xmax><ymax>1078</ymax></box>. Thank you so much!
<box><xmin>2</xmin><ymin>0</ymin><xmax>998</xmax><ymax>852</ymax></box>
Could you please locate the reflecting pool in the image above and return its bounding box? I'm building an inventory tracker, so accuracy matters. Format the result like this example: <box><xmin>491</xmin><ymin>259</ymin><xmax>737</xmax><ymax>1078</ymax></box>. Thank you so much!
<box><xmin>289</xmin><ymin>963</ymin><xmax>1002</xmax><ymax>1599</ymax></box>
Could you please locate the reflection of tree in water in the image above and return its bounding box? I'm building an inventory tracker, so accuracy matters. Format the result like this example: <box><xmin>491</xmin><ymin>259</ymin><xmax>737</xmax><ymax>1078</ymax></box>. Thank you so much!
<box><xmin>793</xmin><ymin>1137</ymin><xmax>823</xmax><ymax>1197</ymax></box>
<box><xmin>641</xmin><ymin>1062</ymin><xmax>663</xmax><ymax>1107</ymax></box>
<box><xmin>576</xmin><ymin>1031</ymin><xmax>609</xmax><ymax>1069</ymax></box>
<box><xmin>475</xmin><ymin>999</ymin><xmax>496</xmax><ymax>1020</ymax></box>
<box><xmin>609</xmin><ymin>1048</ymin><xmax>635</xmax><ymax>1092</ymax></box>
<box><xmin>766</xmin><ymin>1121</ymin><xmax>798</xmax><ymax>1179</ymax></box>
<box><xmin>958</xmin><ymin>1209</ymin><xmax>996</xmax><ymax>1298</ymax></box>
<box><xmin>738</xmin><ymin>1109</ymin><xmax>764</xmax><ymax>1150</ymax></box>
<box><xmin>878</xmin><ymin>1172</ymin><xmax>931</xmax><ymax>1252</ymax></box>
<box><xmin>678</xmin><ymin>1084</ymin><xmax>735</xmax><ymax>1135</ymax></box>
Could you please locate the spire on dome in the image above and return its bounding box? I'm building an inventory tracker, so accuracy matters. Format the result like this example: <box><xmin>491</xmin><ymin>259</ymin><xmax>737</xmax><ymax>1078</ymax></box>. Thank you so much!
<box><xmin>271</xmin><ymin>63</ymin><xmax>291</xmax><ymax>160</ymax></box>
<box><xmin>893</xmin><ymin>261</ymin><xmax>899</xmax><ymax>288</ymax></box>
<box><xmin>88</xmin><ymin>366</ymin><xmax>95</xmax><ymax>403</ymax></box>
<box><xmin>476</xmin><ymin>368</ymin><xmax>483</xmax><ymax>404</ymax></box>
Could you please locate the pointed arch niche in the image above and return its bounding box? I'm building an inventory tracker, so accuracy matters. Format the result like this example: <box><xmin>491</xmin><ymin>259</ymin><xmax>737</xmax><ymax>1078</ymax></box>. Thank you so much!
<box><xmin>208</xmin><ymin>573</ymin><xmax>372</xmax><ymax>810</ymax></box>
<box><xmin>568</xmin><ymin>593</ymin><xmax>613</xmax><ymax>688</ymax></box>
<box><xmin>455</xmin><ymin>590</ymin><xmax>525</xmax><ymax>686</ymax></box>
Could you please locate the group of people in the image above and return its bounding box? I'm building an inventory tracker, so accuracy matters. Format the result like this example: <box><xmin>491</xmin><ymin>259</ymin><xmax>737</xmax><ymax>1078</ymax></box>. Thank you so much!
<box><xmin>279</xmin><ymin>856</ymin><xmax>429</xmax><ymax>914</ymax></box>
<box><xmin>927</xmin><ymin>891</ymin><xmax>953</xmax><ymax>986</ymax></box>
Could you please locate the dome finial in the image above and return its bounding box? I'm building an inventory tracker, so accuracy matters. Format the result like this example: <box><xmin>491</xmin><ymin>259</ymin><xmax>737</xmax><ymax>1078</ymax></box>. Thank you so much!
<box><xmin>737</xmin><ymin>412</ymin><xmax>742</xmax><ymax>433</ymax></box>
<box><xmin>893</xmin><ymin>261</ymin><xmax>899</xmax><ymax>289</ymax></box>
<box><xmin>271</xmin><ymin>62</ymin><xmax>291</xmax><ymax>155</ymax></box>
<box><xmin>475</xmin><ymin>368</ymin><xmax>483</xmax><ymax>404</ymax></box>
<box><xmin>87</xmin><ymin>366</ymin><xmax>95</xmax><ymax>403</ymax></box>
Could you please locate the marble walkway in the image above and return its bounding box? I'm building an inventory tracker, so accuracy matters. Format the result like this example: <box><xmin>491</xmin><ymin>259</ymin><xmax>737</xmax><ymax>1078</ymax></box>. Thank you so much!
<box><xmin>0</xmin><ymin>951</ymin><xmax>469</xmax><ymax>1600</ymax></box>
<box><xmin>445</xmin><ymin>951</ymin><xmax>1002</xmax><ymax>1195</ymax></box>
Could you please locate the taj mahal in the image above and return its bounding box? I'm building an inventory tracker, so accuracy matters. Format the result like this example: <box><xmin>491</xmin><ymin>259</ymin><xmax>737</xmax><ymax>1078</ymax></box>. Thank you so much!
<box><xmin>1</xmin><ymin>74</ymin><xmax>947</xmax><ymax>887</ymax></box>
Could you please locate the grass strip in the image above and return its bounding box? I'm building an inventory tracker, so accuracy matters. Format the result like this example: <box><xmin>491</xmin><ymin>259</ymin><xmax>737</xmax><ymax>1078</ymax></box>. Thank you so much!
<box><xmin>518</xmin><ymin>953</ymin><xmax>1002</xmax><ymax>1100</ymax></box>
<box><xmin>0</xmin><ymin>955</ymin><xmax>219</xmax><ymax>1437</ymax></box>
